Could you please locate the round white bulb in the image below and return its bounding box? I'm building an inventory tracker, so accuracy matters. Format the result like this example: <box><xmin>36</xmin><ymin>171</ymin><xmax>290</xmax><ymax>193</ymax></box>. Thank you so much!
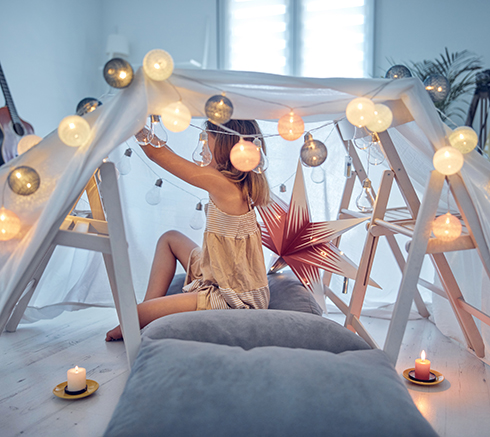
<box><xmin>17</xmin><ymin>134</ymin><xmax>42</xmax><ymax>155</ymax></box>
<box><xmin>448</xmin><ymin>126</ymin><xmax>478</xmax><ymax>154</ymax></box>
<box><xmin>161</xmin><ymin>101</ymin><xmax>192</xmax><ymax>133</ymax></box>
<box><xmin>365</xmin><ymin>104</ymin><xmax>393</xmax><ymax>132</ymax></box>
<box><xmin>143</xmin><ymin>49</ymin><xmax>174</xmax><ymax>81</ymax></box>
<box><xmin>433</xmin><ymin>146</ymin><xmax>464</xmax><ymax>175</ymax></box>
<box><xmin>432</xmin><ymin>212</ymin><xmax>462</xmax><ymax>241</ymax></box>
<box><xmin>346</xmin><ymin>97</ymin><xmax>375</xmax><ymax>128</ymax></box>
<box><xmin>58</xmin><ymin>115</ymin><xmax>91</xmax><ymax>147</ymax></box>
<box><xmin>0</xmin><ymin>207</ymin><xmax>21</xmax><ymax>241</ymax></box>
<box><xmin>230</xmin><ymin>139</ymin><xmax>261</xmax><ymax>172</ymax></box>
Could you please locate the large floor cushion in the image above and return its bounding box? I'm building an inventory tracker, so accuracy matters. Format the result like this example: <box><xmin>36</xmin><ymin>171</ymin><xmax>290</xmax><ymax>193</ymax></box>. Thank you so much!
<box><xmin>142</xmin><ymin>309</ymin><xmax>370</xmax><ymax>353</ymax></box>
<box><xmin>166</xmin><ymin>271</ymin><xmax>323</xmax><ymax>315</ymax></box>
<box><xmin>104</xmin><ymin>339</ymin><xmax>437</xmax><ymax>437</ymax></box>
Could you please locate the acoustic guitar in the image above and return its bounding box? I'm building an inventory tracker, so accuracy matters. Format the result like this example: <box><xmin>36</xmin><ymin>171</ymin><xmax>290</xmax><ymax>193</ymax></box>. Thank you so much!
<box><xmin>0</xmin><ymin>62</ymin><xmax>34</xmax><ymax>166</ymax></box>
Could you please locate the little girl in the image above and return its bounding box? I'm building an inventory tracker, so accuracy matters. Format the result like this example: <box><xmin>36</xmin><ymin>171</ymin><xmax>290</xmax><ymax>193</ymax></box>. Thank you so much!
<box><xmin>106</xmin><ymin>119</ymin><xmax>270</xmax><ymax>341</ymax></box>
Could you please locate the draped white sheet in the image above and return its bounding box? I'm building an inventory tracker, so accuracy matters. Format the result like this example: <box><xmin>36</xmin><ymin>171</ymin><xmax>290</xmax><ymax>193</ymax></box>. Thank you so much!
<box><xmin>0</xmin><ymin>69</ymin><xmax>489</xmax><ymax>360</ymax></box>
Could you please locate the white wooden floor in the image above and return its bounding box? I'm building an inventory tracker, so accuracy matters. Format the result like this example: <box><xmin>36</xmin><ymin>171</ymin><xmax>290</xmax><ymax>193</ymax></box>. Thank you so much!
<box><xmin>1</xmin><ymin>307</ymin><xmax>489</xmax><ymax>437</ymax></box>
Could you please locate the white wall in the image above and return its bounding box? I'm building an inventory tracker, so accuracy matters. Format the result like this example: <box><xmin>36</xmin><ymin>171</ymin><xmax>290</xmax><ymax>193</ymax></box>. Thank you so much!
<box><xmin>374</xmin><ymin>0</ymin><xmax>490</xmax><ymax>75</ymax></box>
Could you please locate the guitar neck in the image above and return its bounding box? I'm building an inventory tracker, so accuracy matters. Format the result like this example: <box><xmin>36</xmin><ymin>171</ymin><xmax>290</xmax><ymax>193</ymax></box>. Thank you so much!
<box><xmin>0</xmin><ymin>62</ymin><xmax>21</xmax><ymax>124</ymax></box>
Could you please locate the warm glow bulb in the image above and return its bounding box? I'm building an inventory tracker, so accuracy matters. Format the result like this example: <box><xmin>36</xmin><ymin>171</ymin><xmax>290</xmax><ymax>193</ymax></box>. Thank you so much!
<box><xmin>230</xmin><ymin>139</ymin><xmax>260</xmax><ymax>172</ymax></box>
<box><xmin>448</xmin><ymin>126</ymin><xmax>478</xmax><ymax>154</ymax></box>
<box><xmin>277</xmin><ymin>111</ymin><xmax>305</xmax><ymax>141</ymax></box>
<box><xmin>432</xmin><ymin>212</ymin><xmax>462</xmax><ymax>241</ymax></box>
<box><xmin>346</xmin><ymin>97</ymin><xmax>375</xmax><ymax>127</ymax></box>
<box><xmin>365</xmin><ymin>103</ymin><xmax>393</xmax><ymax>133</ymax></box>
<box><xmin>160</xmin><ymin>101</ymin><xmax>192</xmax><ymax>132</ymax></box>
<box><xmin>8</xmin><ymin>166</ymin><xmax>41</xmax><ymax>196</ymax></box>
<box><xmin>17</xmin><ymin>134</ymin><xmax>42</xmax><ymax>155</ymax></box>
<box><xmin>433</xmin><ymin>146</ymin><xmax>464</xmax><ymax>175</ymax></box>
<box><xmin>205</xmin><ymin>94</ymin><xmax>234</xmax><ymax>124</ymax></box>
<box><xmin>0</xmin><ymin>207</ymin><xmax>21</xmax><ymax>241</ymax></box>
<box><xmin>143</xmin><ymin>49</ymin><xmax>174</xmax><ymax>81</ymax></box>
<box><xmin>58</xmin><ymin>115</ymin><xmax>91</xmax><ymax>147</ymax></box>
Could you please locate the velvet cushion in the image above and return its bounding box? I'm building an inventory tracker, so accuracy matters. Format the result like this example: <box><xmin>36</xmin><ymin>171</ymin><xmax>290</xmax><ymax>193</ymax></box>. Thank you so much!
<box><xmin>104</xmin><ymin>339</ymin><xmax>437</xmax><ymax>437</ymax></box>
<box><xmin>166</xmin><ymin>271</ymin><xmax>323</xmax><ymax>315</ymax></box>
<box><xmin>142</xmin><ymin>309</ymin><xmax>370</xmax><ymax>353</ymax></box>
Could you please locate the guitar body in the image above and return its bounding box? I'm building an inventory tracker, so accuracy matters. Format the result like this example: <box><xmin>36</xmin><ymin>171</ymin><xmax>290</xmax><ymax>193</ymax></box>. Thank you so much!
<box><xmin>0</xmin><ymin>106</ymin><xmax>34</xmax><ymax>165</ymax></box>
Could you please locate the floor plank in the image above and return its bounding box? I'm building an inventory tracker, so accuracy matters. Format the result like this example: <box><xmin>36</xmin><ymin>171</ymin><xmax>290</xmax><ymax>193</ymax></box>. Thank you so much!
<box><xmin>1</xmin><ymin>308</ymin><xmax>489</xmax><ymax>436</ymax></box>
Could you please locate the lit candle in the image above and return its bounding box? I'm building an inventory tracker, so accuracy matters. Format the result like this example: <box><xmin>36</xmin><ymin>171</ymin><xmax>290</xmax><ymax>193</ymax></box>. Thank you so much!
<box><xmin>67</xmin><ymin>366</ymin><xmax>86</xmax><ymax>392</ymax></box>
<box><xmin>414</xmin><ymin>350</ymin><xmax>431</xmax><ymax>380</ymax></box>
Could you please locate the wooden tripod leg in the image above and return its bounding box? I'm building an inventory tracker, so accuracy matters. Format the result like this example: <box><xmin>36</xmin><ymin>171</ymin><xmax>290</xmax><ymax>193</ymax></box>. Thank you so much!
<box><xmin>384</xmin><ymin>171</ymin><xmax>444</xmax><ymax>364</ymax></box>
<box><xmin>98</xmin><ymin>162</ymin><xmax>141</xmax><ymax>368</ymax></box>
<box><xmin>346</xmin><ymin>170</ymin><xmax>394</xmax><ymax>333</ymax></box>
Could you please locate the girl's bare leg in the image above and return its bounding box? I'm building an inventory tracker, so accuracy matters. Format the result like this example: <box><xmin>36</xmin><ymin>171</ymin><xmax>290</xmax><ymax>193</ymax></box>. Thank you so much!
<box><xmin>105</xmin><ymin>292</ymin><xmax>199</xmax><ymax>341</ymax></box>
<box><xmin>144</xmin><ymin>230</ymin><xmax>198</xmax><ymax>301</ymax></box>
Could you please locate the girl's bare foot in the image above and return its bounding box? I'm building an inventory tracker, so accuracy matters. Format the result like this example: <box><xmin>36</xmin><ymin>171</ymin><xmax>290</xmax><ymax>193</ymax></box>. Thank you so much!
<box><xmin>105</xmin><ymin>325</ymin><xmax>123</xmax><ymax>341</ymax></box>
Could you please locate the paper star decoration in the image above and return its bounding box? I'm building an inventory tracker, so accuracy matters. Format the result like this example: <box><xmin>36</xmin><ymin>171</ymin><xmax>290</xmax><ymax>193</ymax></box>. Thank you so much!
<box><xmin>258</xmin><ymin>160</ymin><xmax>379</xmax><ymax>311</ymax></box>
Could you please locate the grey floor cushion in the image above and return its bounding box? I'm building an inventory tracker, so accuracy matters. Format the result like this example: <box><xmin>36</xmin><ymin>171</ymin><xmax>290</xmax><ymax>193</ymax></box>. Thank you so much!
<box><xmin>167</xmin><ymin>271</ymin><xmax>323</xmax><ymax>315</ymax></box>
<box><xmin>142</xmin><ymin>309</ymin><xmax>370</xmax><ymax>353</ymax></box>
<box><xmin>104</xmin><ymin>339</ymin><xmax>437</xmax><ymax>437</ymax></box>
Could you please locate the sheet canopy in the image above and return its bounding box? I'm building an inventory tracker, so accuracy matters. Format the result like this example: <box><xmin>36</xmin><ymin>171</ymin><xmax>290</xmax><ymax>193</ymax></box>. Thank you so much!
<box><xmin>1</xmin><ymin>68</ymin><xmax>489</xmax><ymax>359</ymax></box>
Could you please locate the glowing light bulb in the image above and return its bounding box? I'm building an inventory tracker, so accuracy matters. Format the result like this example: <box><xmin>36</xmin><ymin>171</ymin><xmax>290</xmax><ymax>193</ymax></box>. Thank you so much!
<box><xmin>143</xmin><ymin>49</ymin><xmax>174</xmax><ymax>81</ymax></box>
<box><xmin>356</xmin><ymin>178</ymin><xmax>375</xmax><ymax>213</ymax></box>
<box><xmin>0</xmin><ymin>206</ymin><xmax>21</xmax><ymax>241</ymax></box>
<box><xmin>230</xmin><ymin>138</ymin><xmax>260</xmax><ymax>172</ymax></box>
<box><xmin>432</xmin><ymin>212</ymin><xmax>462</xmax><ymax>241</ymax></box>
<box><xmin>433</xmin><ymin>146</ymin><xmax>464</xmax><ymax>175</ymax></box>
<box><xmin>252</xmin><ymin>137</ymin><xmax>269</xmax><ymax>174</ymax></box>
<box><xmin>385</xmin><ymin>65</ymin><xmax>412</xmax><ymax>79</ymax></box>
<box><xmin>189</xmin><ymin>201</ymin><xmax>205</xmax><ymax>230</ymax></box>
<box><xmin>58</xmin><ymin>115</ymin><xmax>91</xmax><ymax>147</ymax></box>
<box><xmin>135</xmin><ymin>115</ymin><xmax>168</xmax><ymax>148</ymax></box>
<box><xmin>76</xmin><ymin>97</ymin><xmax>102</xmax><ymax>116</ymax></box>
<box><xmin>368</xmin><ymin>135</ymin><xmax>386</xmax><ymax>166</ymax></box>
<box><xmin>7</xmin><ymin>166</ymin><xmax>41</xmax><ymax>196</ymax></box>
<box><xmin>448</xmin><ymin>126</ymin><xmax>478</xmax><ymax>154</ymax></box>
<box><xmin>205</xmin><ymin>94</ymin><xmax>233</xmax><ymax>125</ymax></box>
<box><xmin>424</xmin><ymin>74</ymin><xmax>450</xmax><ymax>103</ymax></box>
<box><xmin>277</xmin><ymin>111</ymin><xmax>305</xmax><ymax>141</ymax></box>
<box><xmin>346</xmin><ymin>97</ymin><xmax>375</xmax><ymax>128</ymax></box>
<box><xmin>161</xmin><ymin>101</ymin><xmax>192</xmax><ymax>132</ymax></box>
<box><xmin>300</xmin><ymin>133</ymin><xmax>327</xmax><ymax>167</ymax></box>
<box><xmin>118</xmin><ymin>148</ymin><xmax>132</xmax><ymax>175</ymax></box>
<box><xmin>103</xmin><ymin>58</ymin><xmax>134</xmax><ymax>88</ymax></box>
<box><xmin>17</xmin><ymin>134</ymin><xmax>42</xmax><ymax>155</ymax></box>
<box><xmin>366</xmin><ymin>104</ymin><xmax>393</xmax><ymax>133</ymax></box>
<box><xmin>192</xmin><ymin>131</ymin><xmax>212</xmax><ymax>167</ymax></box>
<box><xmin>146</xmin><ymin>179</ymin><xmax>163</xmax><ymax>205</ymax></box>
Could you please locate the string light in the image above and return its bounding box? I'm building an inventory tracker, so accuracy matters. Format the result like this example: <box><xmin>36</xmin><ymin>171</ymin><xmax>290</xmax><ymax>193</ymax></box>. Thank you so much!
<box><xmin>356</xmin><ymin>178</ymin><xmax>374</xmax><ymax>213</ymax></box>
<box><xmin>205</xmin><ymin>94</ymin><xmax>234</xmax><ymax>125</ymax></box>
<box><xmin>252</xmin><ymin>137</ymin><xmax>268</xmax><ymax>174</ymax></box>
<box><xmin>192</xmin><ymin>131</ymin><xmax>212</xmax><ymax>167</ymax></box>
<box><xmin>58</xmin><ymin>115</ymin><xmax>91</xmax><ymax>147</ymax></box>
<box><xmin>143</xmin><ymin>49</ymin><xmax>174</xmax><ymax>81</ymax></box>
<box><xmin>432</xmin><ymin>212</ymin><xmax>462</xmax><ymax>241</ymax></box>
<box><xmin>7</xmin><ymin>166</ymin><xmax>40</xmax><ymax>196</ymax></box>
<box><xmin>366</xmin><ymin>103</ymin><xmax>393</xmax><ymax>133</ymax></box>
<box><xmin>230</xmin><ymin>138</ymin><xmax>260</xmax><ymax>172</ymax></box>
<box><xmin>17</xmin><ymin>134</ymin><xmax>42</xmax><ymax>155</ymax></box>
<box><xmin>300</xmin><ymin>133</ymin><xmax>327</xmax><ymax>167</ymax></box>
<box><xmin>118</xmin><ymin>148</ymin><xmax>133</xmax><ymax>175</ymax></box>
<box><xmin>76</xmin><ymin>97</ymin><xmax>102</xmax><ymax>116</ymax></box>
<box><xmin>448</xmin><ymin>126</ymin><xmax>478</xmax><ymax>154</ymax></box>
<box><xmin>146</xmin><ymin>179</ymin><xmax>163</xmax><ymax>205</ymax></box>
<box><xmin>161</xmin><ymin>101</ymin><xmax>192</xmax><ymax>132</ymax></box>
<box><xmin>385</xmin><ymin>65</ymin><xmax>412</xmax><ymax>79</ymax></box>
<box><xmin>0</xmin><ymin>206</ymin><xmax>21</xmax><ymax>241</ymax></box>
<box><xmin>433</xmin><ymin>146</ymin><xmax>464</xmax><ymax>175</ymax></box>
<box><xmin>277</xmin><ymin>111</ymin><xmax>305</xmax><ymax>141</ymax></box>
<box><xmin>103</xmin><ymin>58</ymin><xmax>134</xmax><ymax>88</ymax></box>
<box><xmin>424</xmin><ymin>74</ymin><xmax>450</xmax><ymax>103</ymax></box>
<box><xmin>346</xmin><ymin>97</ymin><xmax>375</xmax><ymax>128</ymax></box>
<box><xmin>189</xmin><ymin>201</ymin><xmax>204</xmax><ymax>230</ymax></box>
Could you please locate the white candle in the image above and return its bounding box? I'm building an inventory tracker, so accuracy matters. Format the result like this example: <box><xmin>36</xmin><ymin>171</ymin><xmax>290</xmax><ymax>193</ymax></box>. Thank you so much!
<box><xmin>414</xmin><ymin>350</ymin><xmax>431</xmax><ymax>380</ymax></box>
<box><xmin>67</xmin><ymin>366</ymin><xmax>86</xmax><ymax>391</ymax></box>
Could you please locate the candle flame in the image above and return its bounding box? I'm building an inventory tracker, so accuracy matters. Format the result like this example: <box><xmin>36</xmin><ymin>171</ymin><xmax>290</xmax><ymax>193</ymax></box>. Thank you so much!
<box><xmin>75</xmin><ymin>365</ymin><xmax>79</xmax><ymax>373</ymax></box>
<box><xmin>421</xmin><ymin>350</ymin><xmax>426</xmax><ymax>361</ymax></box>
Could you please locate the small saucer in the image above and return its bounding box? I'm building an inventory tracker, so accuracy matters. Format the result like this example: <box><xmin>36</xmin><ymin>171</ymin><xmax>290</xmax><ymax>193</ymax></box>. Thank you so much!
<box><xmin>402</xmin><ymin>368</ymin><xmax>444</xmax><ymax>386</ymax></box>
<box><xmin>53</xmin><ymin>379</ymin><xmax>99</xmax><ymax>399</ymax></box>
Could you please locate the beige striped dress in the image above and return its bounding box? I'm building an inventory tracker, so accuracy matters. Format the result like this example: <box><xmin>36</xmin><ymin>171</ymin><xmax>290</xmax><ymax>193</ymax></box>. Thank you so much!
<box><xmin>183</xmin><ymin>198</ymin><xmax>270</xmax><ymax>310</ymax></box>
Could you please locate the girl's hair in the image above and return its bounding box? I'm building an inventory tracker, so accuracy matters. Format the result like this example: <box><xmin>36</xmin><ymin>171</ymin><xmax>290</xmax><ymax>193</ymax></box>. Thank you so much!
<box><xmin>205</xmin><ymin>119</ymin><xmax>270</xmax><ymax>207</ymax></box>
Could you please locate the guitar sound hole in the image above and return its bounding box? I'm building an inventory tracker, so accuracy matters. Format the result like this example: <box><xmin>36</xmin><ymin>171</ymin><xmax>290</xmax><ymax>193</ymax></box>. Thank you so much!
<box><xmin>13</xmin><ymin>123</ymin><xmax>25</xmax><ymax>136</ymax></box>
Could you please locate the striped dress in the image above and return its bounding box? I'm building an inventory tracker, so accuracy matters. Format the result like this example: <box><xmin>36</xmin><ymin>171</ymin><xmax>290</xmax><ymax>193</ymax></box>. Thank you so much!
<box><xmin>183</xmin><ymin>198</ymin><xmax>270</xmax><ymax>310</ymax></box>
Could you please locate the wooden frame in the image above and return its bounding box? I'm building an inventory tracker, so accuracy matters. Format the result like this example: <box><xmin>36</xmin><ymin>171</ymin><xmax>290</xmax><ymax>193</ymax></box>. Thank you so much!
<box><xmin>1</xmin><ymin>162</ymin><xmax>141</xmax><ymax>368</ymax></box>
<box><xmin>325</xmin><ymin>119</ymin><xmax>490</xmax><ymax>364</ymax></box>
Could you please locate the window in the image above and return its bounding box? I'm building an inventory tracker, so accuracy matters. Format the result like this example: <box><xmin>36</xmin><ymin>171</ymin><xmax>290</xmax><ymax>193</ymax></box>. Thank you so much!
<box><xmin>219</xmin><ymin>0</ymin><xmax>374</xmax><ymax>78</ymax></box>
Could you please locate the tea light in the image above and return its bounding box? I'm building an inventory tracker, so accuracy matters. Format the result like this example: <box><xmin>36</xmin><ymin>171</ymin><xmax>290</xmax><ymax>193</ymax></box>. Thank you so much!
<box><xmin>414</xmin><ymin>350</ymin><xmax>431</xmax><ymax>380</ymax></box>
<box><xmin>67</xmin><ymin>366</ymin><xmax>86</xmax><ymax>392</ymax></box>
